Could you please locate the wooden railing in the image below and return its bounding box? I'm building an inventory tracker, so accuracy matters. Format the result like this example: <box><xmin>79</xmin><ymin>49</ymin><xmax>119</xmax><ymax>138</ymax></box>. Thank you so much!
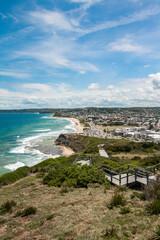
<box><xmin>100</xmin><ymin>163</ymin><xmax>159</xmax><ymax>186</ymax></box>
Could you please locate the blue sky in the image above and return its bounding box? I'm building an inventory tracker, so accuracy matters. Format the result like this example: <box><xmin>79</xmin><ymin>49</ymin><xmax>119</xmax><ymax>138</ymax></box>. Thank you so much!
<box><xmin>0</xmin><ymin>0</ymin><xmax>160</xmax><ymax>108</ymax></box>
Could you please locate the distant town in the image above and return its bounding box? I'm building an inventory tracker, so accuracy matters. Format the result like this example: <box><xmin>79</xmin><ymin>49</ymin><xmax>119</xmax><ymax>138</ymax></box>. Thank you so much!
<box><xmin>53</xmin><ymin>107</ymin><xmax>160</xmax><ymax>142</ymax></box>
<box><xmin>1</xmin><ymin>107</ymin><xmax>160</xmax><ymax>142</ymax></box>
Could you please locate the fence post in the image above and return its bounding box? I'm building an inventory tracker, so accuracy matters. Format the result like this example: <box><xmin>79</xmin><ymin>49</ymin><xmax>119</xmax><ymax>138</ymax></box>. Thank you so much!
<box><xmin>146</xmin><ymin>173</ymin><xmax>149</xmax><ymax>185</ymax></box>
<box><xmin>127</xmin><ymin>172</ymin><xmax>129</xmax><ymax>185</ymax></box>
<box><xmin>119</xmin><ymin>174</ymin><xmax>121</xmax><ymax>185</ymax></box>
<box><xmin>135</xmin><ymin>168</ymin><xmax>137</xmax><ymax>182</ymax></box>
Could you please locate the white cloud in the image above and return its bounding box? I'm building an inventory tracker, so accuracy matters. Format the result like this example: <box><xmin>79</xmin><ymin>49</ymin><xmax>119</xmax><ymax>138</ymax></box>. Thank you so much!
<box><xmin>29</xmin><ymin>10</ymin><xmax>74</xmax><ymax>31</ymax></box>
<box><xmin>1</xmin><ymin>72</ymin><xmax>160</xmax><ymax>108</ymax></box>
<box><xmin>0</xmin><ymin>70</ymin><xmax>30</xmax><ymax>78</ymax></box>
<box><xmin>15</xmin><ymin>35</ymin><xmax>99</xmax><ymax>73</ymax></box>
<box><xmin>108</xmin><ymin>36</ymin><xmax>146</xmax><ymax>53</ymax></box>
<box><xmin>22</xmin><ymin>83</ymin><xmax>52</xmax><ymax>92</ymax></box>
<box><xmin>88</xmin><ymin>83</ymin><xmax>99</xmax><ymax>90</ymax></box>
<box><xmin>0</xmin><ymin>12</ymin><xmax>7</xmax><ymax>19</ymax></box>
<box><xmin>83</xmin><ymin>7</ymin><xmax>160</xmax><ymax>35</ymax></box>
<box><xmin>149</xmin><ymin>72</ymin><xmax>160</xmax><ymax>89</ymax></box>
<box><xmin>70</xmin><ymin>0</ymin><xmax>102</xmax><ymax>9</ymax></box>
<box><xmin>107</xmin><ymin>85</ymin><xmax>114</xmax><ymax>89</ymax></box>
<box><xmin>144</xmin><ymin>65</ymin><xmax>150</xmax><ymax>68</ymax></box>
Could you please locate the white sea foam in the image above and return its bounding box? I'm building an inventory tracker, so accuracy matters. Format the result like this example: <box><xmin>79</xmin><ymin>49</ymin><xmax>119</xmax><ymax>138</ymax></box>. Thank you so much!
<box><xmin>33</xmin><ymin>129</ymin><xmax>51</xmax><ymax>132</ymax></box>
<box><xmin>4</xmin><ymin>161</ymin><xmax>25</xmax><ymax>171</ymax></box>
<box><xmin>9</xmin><ymin>129</ymin><xmax>66</xmax><ymax>156</ymax></box>
<box><xmin>9</xmin><ymin>119</ymin><xmax>76</xmax><ymax>169</ymax></box>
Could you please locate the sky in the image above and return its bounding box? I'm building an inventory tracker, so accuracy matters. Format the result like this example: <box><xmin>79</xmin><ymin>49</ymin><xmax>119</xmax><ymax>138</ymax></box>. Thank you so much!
<box><xmin>0</xmin><ymin>0</ymin><xmax>160</xmax><ymax>109</ymax></box>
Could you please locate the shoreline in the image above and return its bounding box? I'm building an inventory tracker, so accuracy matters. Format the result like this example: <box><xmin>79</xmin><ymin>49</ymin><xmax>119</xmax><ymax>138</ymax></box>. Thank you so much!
<box><xmin>1</xmin><ymin>116</ymin><xmax>82</xmax><ymax>175</ymax></box>
<box><xmin>48</xmin><ymin>116</ymin><xmax>84</xmax><ymax>134</ymax></box>
<box><xmin>50</xmin><ymin>116</ymin><xmax>84</xmax><ymax>157</ymax></box>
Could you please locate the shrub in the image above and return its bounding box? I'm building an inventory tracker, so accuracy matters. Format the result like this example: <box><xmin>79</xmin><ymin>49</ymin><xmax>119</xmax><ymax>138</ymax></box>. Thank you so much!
<box><xmin>108</xmin><ymin>192</ymin><xmax>126</xmax><ymax>209</ymax></box>
<box><xmin>130</xmin><ymin>191</ymin><xmax>146</xmax><ymax>201</ymax></box>
<box><xmin>143</xmin><ymin>181</ymin><xmax>160</xmax><ymax>204</ymax></box>
<box><xmin>147</xmin><ymin>199</ymin><xmax>160</xmax><ymax>215</ymax></box>
<box><xmin>102</xmin><ymin>225</ymin><xmax>117</xmax><ymax>238</ymax></box>
<box><xmin>21</xmin><ymin>207</ymin><xmax>37</xmax><ymax>217</ymax></box>
<box><xmin>152</xmin><ymin>226</ymin><xmax>160</xmax><ymax>240</ymax></box>
<box><xmin>46</xmin><ymin>213</ymin><xmax>55</xmax><ymax>220</ymax></box>
<box><xmin>120</xmin><ymin>206</ymin><xmax>131</xmax><ymax>214</ymax></box>
<box><xmin>43</xmin><ymin>165</ymin><xmax>107</xmax><ymax>188</ymax></box>
<box><xmin>117</xmin><ymin>186</ymin><xmax>127</xmax><ymax>192</ymax></box>
<box><xmin>29</xmin><ymin>221</ymin><xmax>43</xmax><ymax>229</ymax></box>
<box><xmin>0</xmin><ymin>200</ymin><xmax>16</xmax><ymax>215</ymax></box>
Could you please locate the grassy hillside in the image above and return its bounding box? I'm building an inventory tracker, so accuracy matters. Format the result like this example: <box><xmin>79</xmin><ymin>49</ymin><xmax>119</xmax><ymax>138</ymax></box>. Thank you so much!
<box><xmin>0</xmin><ymin>135</ymin><xmax>160</xmax><ymax>239</ymax></box>
<box><xmin>0</xmin><ymin>174</ymin><xmax>160</xmax><ymax>240</ymax></box>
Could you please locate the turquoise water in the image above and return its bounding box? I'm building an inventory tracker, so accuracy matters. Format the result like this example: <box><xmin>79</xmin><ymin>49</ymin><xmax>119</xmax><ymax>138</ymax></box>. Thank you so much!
<box><xmin>0</xmin><ymin>113</ymin><xmax>75</xmax><ymax>176</ymax></box>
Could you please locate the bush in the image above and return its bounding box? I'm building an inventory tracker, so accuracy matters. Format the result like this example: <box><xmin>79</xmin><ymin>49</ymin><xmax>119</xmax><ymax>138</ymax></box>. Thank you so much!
<box><xmin>102</xmin><ymin>225</ymin><xmax>117</xmax><ymax>238</ymax></box>
<box><xmin>108</xmin><ymin>192</ymin><xmax>126</xmax><ymax>209</ymax></box>
<box><xmin>130</xmin><ymin>191</ymin><xmax>146</xmax><ymax>201</ymax></box>
<box><xmin>29</xmin><ymin>221</ymin><xmax>43</xmax><ymax>229</ymax></box>
<box><xmin>46</xmin><ymin>213</ymin><xmax>55</xmax><ymax>220</ymax></box>
<box><xmin>43</xmin><ymin>165</ymin><xmax>107</xmax><ymax>188</ymax></box>
<box><xmin>21</xmin><ymin>207</ymin><xmax>37</xmax><ymax>217</ymax></box>
<box><xmin>152</xmin><ymin>226</ymin><xmax>160</xmax><ymax>240</ymax></box>
<box><xmin>120</xmin><ymin>206</ymin><xmax>131</xmax><ymax>214</ymax></box>
<box><xmin>0</xmin><ymin>200</ymin><xmax>16</xmax><ymax>215</ymax></box>
<box><xmin>147</xmin><ymin>199</ymin><xmax>160</xmax><ymax>215</ymax></box>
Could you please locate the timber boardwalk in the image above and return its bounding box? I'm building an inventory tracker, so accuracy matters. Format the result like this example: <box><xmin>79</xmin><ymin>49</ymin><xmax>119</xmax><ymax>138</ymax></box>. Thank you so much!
<box><xmin>101</xmin><ymin>163</ymin><xmax>160</xmax><ymax>186</ymax></box>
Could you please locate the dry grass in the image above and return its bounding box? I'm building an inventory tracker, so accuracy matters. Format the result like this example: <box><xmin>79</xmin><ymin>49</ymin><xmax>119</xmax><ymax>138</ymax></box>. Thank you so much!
<box><xmin>112</xmin><ymin>153</ymin><xmax>147</xmax><ymax>159</ymax></box>
<box><xmin>0</xmin><ymin>175</ymin><xmax>159</xmax><ymax>240</ymax></box>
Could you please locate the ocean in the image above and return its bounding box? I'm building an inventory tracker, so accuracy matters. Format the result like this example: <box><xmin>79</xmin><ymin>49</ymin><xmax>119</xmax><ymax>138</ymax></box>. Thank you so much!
<box><xmin>0</xmin><ymin>113</ymin><xmax>75</xmax><ymax>176</ymax></box>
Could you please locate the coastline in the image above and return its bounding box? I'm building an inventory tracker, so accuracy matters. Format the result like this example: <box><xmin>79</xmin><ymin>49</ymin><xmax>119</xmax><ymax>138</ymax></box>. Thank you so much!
<box><xmin>51</xmin><ymin>116</ymin><xmax>84</xmax><ymax>156</ymax></box>
<box><xmin>48</xmin><ymin>116</ymin><xmax>84</xmax><ymax>133</ymax></box>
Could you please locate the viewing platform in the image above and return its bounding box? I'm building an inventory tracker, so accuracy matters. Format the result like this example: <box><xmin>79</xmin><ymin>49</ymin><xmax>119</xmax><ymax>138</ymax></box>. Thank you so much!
<box><xmin>100</xmin><ymin>163</ymin><xmax>160</xmax><ymax>186</ymax></box>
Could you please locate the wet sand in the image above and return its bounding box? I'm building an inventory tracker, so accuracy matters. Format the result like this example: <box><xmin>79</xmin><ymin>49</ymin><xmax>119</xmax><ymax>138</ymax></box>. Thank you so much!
<box><xmin>48</xmin><ymin>116</ymin><xmax>84</xmax><ymax>133</ymax></box>
<box><xmin>52</xmin><ymin>117</ymin><xmax>83</xmax><ymax>156</ymax></box>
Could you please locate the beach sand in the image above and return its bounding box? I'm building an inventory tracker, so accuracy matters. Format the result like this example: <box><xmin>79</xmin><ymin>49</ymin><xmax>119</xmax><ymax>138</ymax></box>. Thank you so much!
<box><xmin>59</xmin><ymin>145</ymin><xmax>75</xmax><ymax>156</ymax></box>
<box><xmin>52</xmin><ymin>117</ymin><xmax>84</xmax><ymax>156</ymax></box>
<box><xmin>50</xmin><ymin>116</ymin><xmax>84</xmax><ymax>133</ymax></box>
<box><xmin>67</xmin><ymin>117</ymin><xmax>84</xmax><ymax>133</ymax></box>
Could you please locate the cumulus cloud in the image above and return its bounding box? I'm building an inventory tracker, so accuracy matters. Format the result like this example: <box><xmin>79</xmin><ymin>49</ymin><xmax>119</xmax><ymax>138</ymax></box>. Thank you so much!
<box><xmin>149</xmin><ymin>72</ymin><xmax>160</xmax><ymax>89</ymax></box>
<box><xmin>1</xmin><ymin>73</ymin><xmax>160</xmax><ymax>109</ymax></box>
<box><xmin>88</xmin><ymin>83</ymin><xmax>99</xmax><ymax>90</ymax></box>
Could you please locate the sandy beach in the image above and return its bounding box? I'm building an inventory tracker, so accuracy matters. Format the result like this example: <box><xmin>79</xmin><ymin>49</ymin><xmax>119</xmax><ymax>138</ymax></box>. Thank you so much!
<box><xmin>49</xmin><ymin>116</ymin><xmax>84</xmax><ymax>133</ymax></box>
<box><xmin>51</xmin><ymin>117</ymin><xmax>84</xmax><ymax>156</ymax></box>
<box><xmin>67</xmin><ymin>117</ymin><xmax>84</xmax><ymax>133</ymax></box>
<box><xmin>58</xmin><ymin>145</ymin><xmax>75</xmax><ymax>156</ymax></box>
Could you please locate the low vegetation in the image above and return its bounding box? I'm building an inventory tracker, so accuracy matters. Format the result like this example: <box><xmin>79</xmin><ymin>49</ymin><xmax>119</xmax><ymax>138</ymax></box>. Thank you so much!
<box><xmin>0</xmin><ymin>200</ymin><xmax>16</xmax><ymax>214</ymax></box>
<box><xmin>0</xmin><ymin>134</ymin><xmax>160</xmax><ymax>238</ymax></box>
<box><xmin>0</xmin><ymin>176</ymin><xmax>159</xmax><ymax>239</ymax></box>
<box><xmin>43</xmin><ymin>165</ymin><xmax>108</xmax><ymax>188</ymax></box>
<box><xmin>21</xmin><ymin>206</ymin><xmax>37</xmax><ymax>217</ymax></box>
<box><xmin>108</xmin><ymin>192</ymin><xmax>126</xmax><ymax>209</ymax></box>
<box><xmin>0</xmin><ymin>166</ymin><xmax>30</xmax><ymax>186</ymax></box>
